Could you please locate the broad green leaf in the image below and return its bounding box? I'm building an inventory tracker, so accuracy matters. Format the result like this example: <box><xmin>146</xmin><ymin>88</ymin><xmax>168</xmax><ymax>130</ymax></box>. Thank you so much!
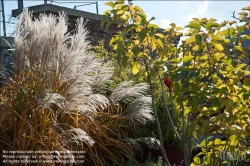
<box><xmin>100</xmin><ymin>16</ymin><xmax>107</xmax><ymax>29</ymax></box>
<box><xmin>156</xmin><ymin>39</ymin><xmax>163</xmax><ymax>48</ymax></box>
<box><xmin>206</xmin><ymin>22</ymin><xmax>220</xmax><ymax>30</ymax></box>
<box><xmin>149</xmin><ymin>24</ymin><xmax>160</xmax><ymax>29</ymax></box>
<box><xmin>116</xmin><ymin>4</ymin><xmax>125</xmax><ymax>10</ymax></box>
<box><xmin>117</xmin><ymin>10</ymin><xmax>125</xmax><ymax>15</ymax></box>
<box><xmin>220</xmin><ymin>20</ymin><xmax>228</xmax><ymax>27</ymax></box>
<box><xmin>235</xmin><ymin>46</ymin><xmax>243</xmax><ymax>52</ymax></box>
<box><xmin>211</xmin><ymin>34</ymin><xmax>230</xmax><ymax>43</ymax></box>
<box><xmin>185</xmin><ymin>21</ymin><xmax>201</xmax><ymax>30</ymax></box>
<box><xmin>139</xmin><ymin>30</ymin><xmax>147</xmax><ymax>42</ymax></box>
<box><xmin>132</xmin><ymin>46</ymin><xmax>141</xmax><ymax>56</ymax></box>
<box><xmin>245</xmin><ymin>79</ymin><xmax>250</xmax><ymax>86</ymax></box>
<box><xmin>154</xmin><ymin>33</ymin><xmax>164</xmax><ymax>38</ymax></box>
<box><xmin>115</xmin><ymin>0</ymin><xmax>124</xmax><ymax>5</ymax></box>
<box><xmin>164</xmin><ymin>28</ymin><xmax>171</xmax><ymax>32</ymax></box>
<box><xmin>192</xmin><ymin>45</ymin><xmax>199</xmax><ymax>51</ymax></box>
<box><xmin>193</xmin><ymin>157</ymin><xmax>200</xmax><ymax>164</ymax></box>
<box><xmin>237</xmin><ymin>26</ymin><xmax>244</xmax><ymax>34</ymax></box>
<box><xmin>137</xmin><ymin>13</ymin><xmax>147</xmax><ymax>20</ymax></box>
<box><xmin>134</xmin><ymin>5</ymin><xmax>144</xmax><ymax>12</ymax></box>
<box><xmin>217</xmin><ymin>29</ymin><xmax>228</xmax><ymax>36</ymax></box>
<box><xmin>229</xmin><ymin>21</ymin><xmax>237</xmax><ymax>26</ymax></box>
<box><xmin>176</xmin><ymin>27</ymin><xmax>184</xmax><ymax>31</ymax></box>
<box><xmin>106</xmin><ymin>20</ymin><xmax>113</xmax><ymax>29</ymax></box>
<box><xmin>243</xmin><ymin>35</ymin><xmax>250</xmax><ymax>40</ymax></box>
<box><xmin>110</xmin><ymin>35</ymin><xmax>119</xmax><ymax>45</ymax></box>
<box><xmin>209</xmin><ymin>18</ymin><xmax>217</xmax><ymax>22</ymax></box>
<box><xmin>200</xmin><ymin>18</ymin><xmax>208</xmax><ymax>24</ymax></box>
<box><xmin>105</xmin><ymin>2</ymin><xmax>115</xmax><ymax>8</ymax></box>
<box><xmin>182</xmin><ymin>55</ymin><xmax>194</xmax><ymax>62</ymax></box>
<box><xmin>150</xmin><ymin>27</ymin><xmax>155</xmax><ymax>36</ymax></box>
<box><xmin>117</xmin><ymin>49</ymin><xmax>123</xmax><ymax>64</ymax></box>
<box><xmin>169</xmin><ymin>58</ymin><xmax>180</xmax><ymax>63</ymax></box>
<box><xmin>132</xmin><ymin>61</ymin><xmax>140</xmax><ymax>75</ymax></box>
<box><xmin>193</xmin><ymin>18</ymin><xmax>200</xmax><ymax>22</ymax></box>
<box><xmin>211</xmin><ymin>98</ymin><xmax>220</xmax><ymax>106</ymax></box>
<box><xmin>184</xmin><ymin>35</ymin><xmax>196</xmax><ymax>44</ymax></box>
<box><xmin>113</xmin><ymin>43</ymin><xmax>119</xmax><ymax>50</ymax></box>
<box><xmin>229</xmin><ymin>135</ymin><xmax>238</xmax><ymax>146</ymax></box>
<box><xmin>170</xmin><ymin>23</ymin><xmax>176</xmax><ymax>28</ymax></box>
<box><xmin>188</xmin><ymin>121</ymin><xmax>197</xmax><ymax>137</ymax></box>
<box><xmin>214</xmin><ymin>43</ymin><xmax>224</xmax><ymax>51</ymax></box>
<box><xmin>184</xmin><ymin>108</ymin><xmax>191</xmax><ymax>116</ymax></box>
<box><xmin>238</xmin><ymin>11</ymin><xmax>248</xmax><ymax>16</ymax></box>
<box><xmin>214</xmin><ymin>138</ymin><xmax>221</xmax><ymax>145</ymax></box>
<box><xmin>122</xmin><ymin>55</ymin><xmax>129</xmax><ymax>68</ymax></box>
<box><xmin>151</xmin><ymin>36</ymin><xmax>156</xmax><ymax>51</ymax></box>
<box><xmin>149</xmin><ymin>17</ymin><xmax>156</xmax><ymax>22</ymax></box>
<box><xmin>238</xmin><ymin>64</ymin><xmax>247</xmax><ymax>69</ymax></box>
<box><xmin>195</xmin><ymin>34</ymin><xmax>202</xmax><ymax>48</ymax></box>
<box><xmin>242</xmin><ymin>6</ymin><xmax>250</xmax><ymax>11</ymax></box>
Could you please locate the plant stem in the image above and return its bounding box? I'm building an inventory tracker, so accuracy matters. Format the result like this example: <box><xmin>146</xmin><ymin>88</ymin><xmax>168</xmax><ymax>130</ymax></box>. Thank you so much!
<box><xmin>158</xmin><ymin>75</ymin><xmax>181</xmax><ymax>142</ymax></box>
<box><xmin>144</xmin><ymin>62</ymin><xmax>171</xmax><ymax>166</ymax></box>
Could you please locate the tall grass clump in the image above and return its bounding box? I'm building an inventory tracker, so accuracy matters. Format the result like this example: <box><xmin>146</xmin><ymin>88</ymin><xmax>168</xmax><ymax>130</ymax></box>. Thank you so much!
<box><xmin>0</xmin><ymin>9</ymin><xmax>158</xmax><ymax>165</ymax></box>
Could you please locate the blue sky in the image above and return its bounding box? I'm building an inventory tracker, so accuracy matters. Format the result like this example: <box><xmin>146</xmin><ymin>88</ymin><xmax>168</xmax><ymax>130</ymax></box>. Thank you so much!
<box><xmin>0</xmin><ymin>1</ymin><xmax>249</xmax><ymax>36</ymax></box>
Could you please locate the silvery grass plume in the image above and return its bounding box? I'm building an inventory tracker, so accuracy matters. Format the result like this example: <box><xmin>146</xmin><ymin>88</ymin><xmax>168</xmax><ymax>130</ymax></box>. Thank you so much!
<box><xmin>110</xmin><ymin>81</ymin><xmax>154</xmax><ymax>124</ymax></box>
<box><xmin>0</xmin><ymin>8</ymin><xmax>111</xmax><ymax>165</ymax></box>
<box><xmin>13</xmin><ymin>9</ymin><xmax>109</xmax><ymax>114</ymax></box>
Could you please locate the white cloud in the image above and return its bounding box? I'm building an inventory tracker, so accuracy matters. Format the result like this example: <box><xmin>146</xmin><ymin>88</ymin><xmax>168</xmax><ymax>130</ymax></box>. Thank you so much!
<box><xmin>197</xmin><ymin>1</ymin><xmax>210</xmax><ymax>16</ymax></box>
<box><xmin>187</xmin><ymin>14</ymin><xmax>196</xmax><ymax>21</ymax></box>
<box><xmin>159</xmin><ymin>18</ymin><xmax>171</xmax><ymax>28</ymax></box>
<box><xmin>180</xmin><ymin>1</ymin><xmax>211</xmax><ymax>23</ymax></box>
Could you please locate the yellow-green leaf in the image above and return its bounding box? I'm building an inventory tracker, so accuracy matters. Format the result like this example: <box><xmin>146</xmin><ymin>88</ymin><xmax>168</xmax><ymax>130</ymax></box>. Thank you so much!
<box><xmin>154</xmin><ymin>33</ymin><xmax>164</xmax><ymax>38</ymax></box>
<box><xmin>238</xmin><ymin>12</ymin><xmax>248</xmax><ymax>16</ymax></box>
<box><xmin>209</xmin><ymin>18</ymin><xmax>217</xmax><ymax>22</ymax></box>
<box><xmin>149</xmin><ymin>24</ymin><xmax>160</xmax><ymax>29</ymax></box>
<box><xmin>182</xmin><ymin>55</ymin><xmax>194</xmax><ymax>62</ymax></box>
<box><xmin>214</xmin><ymin>138</ymin><xmax>221</xmax><ymax>145</ymax></box>
<box><xmin>229</xmin><ymin>135</ymin><xmax>238</xmax><ymax>146</ymax></box>
<box><xmin>184</xmin><ymin>108</ymin><xmax>191</xmax><ymax>116</ymax></box>
<box><xmin>229</xmin><ymin>21</ymin><xmax>237</xmax><ymax>26</ymax></box>
<box><xmin>185</xmin><ymin>21</ymin><xmax>201</xmax><ymax>30</ymax></box>
<box><xmin>192</xmin><ymin>45</ymin><xmax>199</xmax><ymax>51</ymax></box>
<box><xmin>170</xmin><ymin>23</ymin><xmax>176</xmax><ymax>28</ymax></box>
<box><xmin>211</xmin><ymin>34</ymin><xmax>230</xmax><ymax>43</ymax></box>
<box><xmin>156</xmin><ymin>39</ymin><xmax>163</xmax><ymax>48</ymax></box>
<box><xmin>184</xmin><ymin>35</ymin><xmax>196</xmax><ymax>44</ymax></box>
<box><xmin>110</xmin><ymin>35</ymin><xmax>119</xmax><ymax>45</ymax></box>
<box><xmin>117</xmin><ymin>10</ymin><xmax>125</xmax><ymax>15</ymax></box>
<box><xmin>214</xmin><ymin>43</ymin><xmax>223</xmax><ymax>51</ymax></box>
<box><xmin>151</xmin><ymin>36</ymin><xmax>156</xmax><ymax>51</ymax></box>
<box><xmin>164</xmin><ymin>28</ymin><xmax>171</xmax><ymax>32</ymax></box>
<box><xmin>115</xmin><ymin>0</ymin><xmax>124</xmax><ymax>5</ymax></box>
<box><xmin>105</xmin><ymin>2</ymin><xmax>115</xmax><ymax>8</ymax></box>
<box><xmin>242</xmin><ymin>6</ymin><xmax>250</xmax><ymax>11</ymax></box>
<box><xmin>206</xmin><ymin>22</ymin><xmax>220</xmax><ymax>30</ymax></box>
<box><xmin>176</xmin><ymin>27</ymin><xmax>184</xmax><ymax>31</ymax></box>
<box><xmin>238</xmin><ymin>63</ymin><xmax>247</xmax><ymax>69</ymax></box>
<box><xmin>132</xmin><ymin>61</ymin><xmax>140</xmax><ymax>75</ymax></box>
<box><xmin>134</xmin><ymin>5</ymin><xmax>144</xmax><ymax>12</ymax></box>
<box><xmin>116</xmin><ymin>4</ymin><xmax>125</xmax><ymax>10</ymax></box>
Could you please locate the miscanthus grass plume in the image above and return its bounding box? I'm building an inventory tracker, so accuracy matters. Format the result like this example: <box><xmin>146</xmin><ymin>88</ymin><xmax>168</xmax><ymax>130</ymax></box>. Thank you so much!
<box><xmin>0</xmin><ymin>9</ymin><xmax>157</xmax><ymax>165</ymax></box>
